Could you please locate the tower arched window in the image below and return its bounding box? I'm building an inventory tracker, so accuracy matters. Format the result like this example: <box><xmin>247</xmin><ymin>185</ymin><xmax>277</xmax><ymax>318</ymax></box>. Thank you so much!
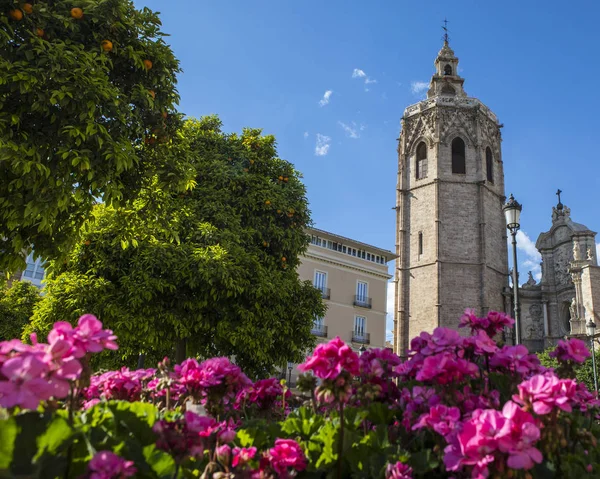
<box><xmin>451</xmin><ymin>137</ymin><xmax>466</xmax><ymax>174</ymax></box>
<box><xmin>444</xmin><ymin>64</ymin><xmax>452</xmax><ymax>76</ymax></box>
<box><xmin>416</xmin><ymin>142</ymin><xmax>427</xmax><ymax>180</ymax></box>
<box><xmin>486</xmin><ymin>147</ymin><xmax>494</xmax><ymax>183</ymax></box>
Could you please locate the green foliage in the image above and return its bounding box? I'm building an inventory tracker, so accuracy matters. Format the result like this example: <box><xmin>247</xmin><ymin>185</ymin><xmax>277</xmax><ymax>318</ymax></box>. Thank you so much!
<box><xmin>0</xmin><ymin>280</ymin><xmax>41</xmax><ymax>341</ymax></box>
<box><xmin>538</xmin><ymin>346</ymin><xmax>600</xmax><ymax>392</ymax></box>
<box><xmin>28</xmin><ymin>117</ymin><xmax>325</xmax><ymax>376</ymax></box>
<box><xmin>0</xmin><ymin>0</ymin><xmax>182</xmax><ymax>272</ymax></box>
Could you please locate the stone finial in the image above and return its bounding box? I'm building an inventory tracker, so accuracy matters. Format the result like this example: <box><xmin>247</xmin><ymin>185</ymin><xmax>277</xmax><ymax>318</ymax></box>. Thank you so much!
<box><xmin>587</xmin><ymin>248</ymin><xmax>594</xmax><ymax>261</ymax></box>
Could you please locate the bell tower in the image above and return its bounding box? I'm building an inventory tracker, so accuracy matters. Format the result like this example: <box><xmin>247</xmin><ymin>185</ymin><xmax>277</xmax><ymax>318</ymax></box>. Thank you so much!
<box><xmin>393</xmin><ymin>39</ymin><xmax>509</xmax><ymax>355</ymax></box>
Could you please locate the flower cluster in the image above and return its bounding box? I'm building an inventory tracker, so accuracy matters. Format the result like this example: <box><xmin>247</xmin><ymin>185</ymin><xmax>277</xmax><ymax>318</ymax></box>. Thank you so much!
<box><xmin>459</xmin><ymin>309</ymin><xmax>515</xmax><ymax>338</ymax></box>
<box><xmin>386</xmin><ymin>461</ymin><xmax>414</xmax><ymax>479</ymax></box>
<box><xmin>235</xmin><ymin>377</ymin><xmax>290</xmax><ymax>412</ymax></box>
<box><xmin>298</xmin><ymin>336</ymin><xmax>360</xmax><ymax>380</ymax></box>
<box><xmin>175</xmin><ymin>357</ymin><xmax>251</xmax><ymax>415</ymax></box>
<box><xmin>0</xmin><ymin>315</ymin><xmax>117</xmax><ymax>410</ymax></box>
<box><xmin>549</xmin><ymin>337</ymin><xmax>591</xmax><ymax>364</ymax></box>
<box><xmin>84</xmin><ymin>451</ymin><xmax>136</xmax><ymax>479</ymax></box>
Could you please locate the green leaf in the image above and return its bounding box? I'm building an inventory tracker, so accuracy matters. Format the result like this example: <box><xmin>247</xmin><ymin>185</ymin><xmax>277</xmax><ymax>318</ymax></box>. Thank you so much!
<box><xmin>35</xmin><ymin>416</ymin><xmax>73</xmax><ymax>458</ymax></box>
<box><xmin>0</xmin><ymin>417</ymin><xmax>17</xmax><ymax>470</ymax></box>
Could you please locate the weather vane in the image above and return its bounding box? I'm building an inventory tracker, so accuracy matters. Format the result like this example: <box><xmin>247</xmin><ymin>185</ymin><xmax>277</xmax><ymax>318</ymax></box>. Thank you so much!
<box><xmin>442</xmin><ymin>18</ymin><xmax>450</xmax><ymax>44</ymax></box>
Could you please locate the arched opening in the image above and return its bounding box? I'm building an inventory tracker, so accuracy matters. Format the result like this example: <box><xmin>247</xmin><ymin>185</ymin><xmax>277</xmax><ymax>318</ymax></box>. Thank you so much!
<box><xmin>444</xmin><ymin>64</ymin><xmax>452</xmax><ymax>76</ymax></box>
<box><xmin>441</xmin><ymin>83</ymin><xmax>455</xmax><ymax>96</ymax></box>
<box><xmin>486</xmin><ymin>147</ymin><xmax>494</xmax><ymax>183</ymax></box>
<box><xmin>418</xmin><ymin>231</ymin><xmax>423</xmax><ymax>256</ymax></box>
<box><xmin>451</xmin><ymin>137</ymin><xmax>466</xmax><ymax>174</ymax></box>
<box><xmin>416</xmin><ymin>142</ymin><xmax>427</xmax><ymax>180</ymax></box>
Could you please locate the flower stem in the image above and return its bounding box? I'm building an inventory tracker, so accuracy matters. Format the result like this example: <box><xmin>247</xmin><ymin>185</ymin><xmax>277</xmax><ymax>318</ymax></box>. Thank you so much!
<box><xmin>337</xmin><ymin>402</ymin><xmax>344</xmax><ymax>479</ymax></box>
<box><xmin>172</xmin><ymin>463</ymin><xmax>180</xmax><ymax>479</ymax></box>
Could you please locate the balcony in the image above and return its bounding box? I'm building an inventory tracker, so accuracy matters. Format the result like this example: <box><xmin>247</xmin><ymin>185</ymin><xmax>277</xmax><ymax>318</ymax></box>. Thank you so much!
<box><xmin>353</xmin><ymin>295</ymin><xmax>372</xmax><ymax>309</ymax></box>
<box><xmin>352</xmin><ymin>332</ymin><xmax>370</xmax><ymax>344</ymax></box>
<box><xmin>318</xmin><ymin>287</ymin><xmax>331</xmax><ymax>300</ymax></box>
<box><xmin>311</xmin><ymin>324</ymin><xmax>328</xmax><ymax>338</ymax></box>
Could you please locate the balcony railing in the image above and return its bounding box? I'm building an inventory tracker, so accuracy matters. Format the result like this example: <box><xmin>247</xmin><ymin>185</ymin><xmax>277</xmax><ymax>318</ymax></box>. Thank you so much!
<box><xmin>311</xmin><ymin>324</ymin><xmax>328</xmax><ymax>338</ymax></box>
<box><xmin>352</xmin><ymin>331</ymin><xmax>370</xmax><ymax>344</ymax></box>
<box><xmin>319</xmin><ymin>287</ymin><xmax>331</xmax><ymax>300</ymax></box>
<box><xmin>353</xmin><ymin>295</ymin><xmax>372</xmax><ymax>309</ymax></box>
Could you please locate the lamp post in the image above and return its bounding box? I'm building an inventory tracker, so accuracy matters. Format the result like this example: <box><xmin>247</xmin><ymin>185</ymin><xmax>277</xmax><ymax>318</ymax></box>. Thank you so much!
<box><xmin>586</xmin><ymin>319</ymin><xmax>598</xmax><ymax>393</ymax></box>
<box><xmin>287</xmin><ymin>362</ymin><xmax>294</xmax><ymax>385</ymax></box>
<box><xmin>503</xmin><ymin>194</ymin><xmax>522</xmax><ymax>345</ymax></box>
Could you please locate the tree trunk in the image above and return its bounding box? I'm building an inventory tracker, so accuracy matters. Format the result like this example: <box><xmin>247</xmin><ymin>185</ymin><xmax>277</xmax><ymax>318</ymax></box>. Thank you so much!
<box><xmin>137</xmin><ymin>353</ymin><xmax>146</xmax><ymax>369</ymax></box>
<box><xmin>175</xmin><ymin>339</ymin><xmax>187</xmax><ymax>364</ymax></box>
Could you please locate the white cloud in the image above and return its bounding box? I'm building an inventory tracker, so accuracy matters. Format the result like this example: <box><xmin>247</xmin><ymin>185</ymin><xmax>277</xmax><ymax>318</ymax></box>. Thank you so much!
<box><xmin>352</xmin><ymin>68</ymin><xmax>366</xmax><ymax>79</ymax></box>
<box><xmin>303</xmin><ymin>131</ymin><xmax>309</xmax><ymax>139</ymax></box>
<box><xmin>410</xmin><ymin>81</ymin><xmax>429</xmax><ymax>95</ymax></box>
<box><xmin>509</xmin><ymin>231</ymin><xmax>542</xmax><ymax>284</ymax></box>
<box><xmin>318</xmin><ymin>90</ymin><xmax>333</xmax><ymax>107</ymax></box>
<box><xmin>352</xmin><ymin>68</ymin><xmax>377</xmax><ymax>89</ymax></box>
<box><xmin>338</xmin><ymin>121</ymin><xmax>365</xmax><ymax>139</ymax></box>
<box><xmin>314</xmin><ymin>134</ymin><xmax>331</xmax><ymax>156</ymax></box>
<box><xmin>386</xmin><ymin>281</ymin><xmax>395</xmax><ymax>343</ymax></box>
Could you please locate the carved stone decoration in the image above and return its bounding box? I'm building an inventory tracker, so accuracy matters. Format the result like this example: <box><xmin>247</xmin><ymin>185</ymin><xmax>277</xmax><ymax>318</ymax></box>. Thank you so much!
<box><xmin>527</xmin><ymin>303</ymin><xmax>543</xmax><ymax>339</ymax></box>
<box><xmin>554</xmin><ymin>249</ymin><xmax>572</xmax><ymax>286</ymax></box>
<box><xmin>570</xmin><ymin>298</ymin><xmax>577</xmax><ymax>320</ymax></box>
<box><xmin>479</xmin><ymin>115</ymin><xmax>501</xmax><ymax>158</ymax></box>
<box><xmin>439</xmin><ymin>107</ymin><xmax>477</xmax><ymax>145</ymax></box>
<box><xmin>587</xmin><ymin>248</ymin><xmax>594</xmax><ymax>261</ymax></box>
<box><xmin>573</xmin><ymin>242</ymin><xmax>581</xmax><ymax>261</ymax></box>
<box><xmin>403</xmin><ymin>108</ymin><xmax>437</xmax><ymax>155</ymax></box>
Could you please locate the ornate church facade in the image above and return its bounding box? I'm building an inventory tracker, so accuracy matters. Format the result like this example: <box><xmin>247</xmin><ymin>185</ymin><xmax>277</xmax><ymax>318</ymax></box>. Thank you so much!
<box><xmin>392</xmin><ymin>40</ymin><xmax>600</xmax><ymax>355</ymax></box>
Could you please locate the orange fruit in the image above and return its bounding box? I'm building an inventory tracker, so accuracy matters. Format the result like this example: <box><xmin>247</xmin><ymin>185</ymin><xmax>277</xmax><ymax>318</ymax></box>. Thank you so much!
<box><xmin>35</xmin><ymin>27</ymin><xmax>44</xmax><ymax>37</ymax></box>
<box><xmin>283</xmin><ymin>177</ymin><xmax>289</xmax><ymax>182</ymax></box>
<box><xmin>249</xmin><ymin>159</ymin><xmax>254</xmax><ymax>164</ymax></box>
<box><xmin>101</xmin><ymin>40</ymin><xmax>113</xmax><ymax>52</ymax></box>
<box><xmin>281</xmin><ymin>257</ymin><xmax>286</xmax><ymax>262</ymax></box>
<box><xmin>265</xmin><ymin>200</ymin><xmax>271</xmax><ymax>205</ymax></box>
<box><xmin>277</xmin><ymin>209</ymin><xmax>282</xmax><ymax>214</ymax></box>
<box><xmin>243</xmin><ymin>168</ymin><xmax>249</xmax><ymax>172</ymax></box>
<box><xmin>278</xmin><ymin>176</ymin><xmax>283</xmax><ymax>181</ymax></box>
<box><xmin>70</xmin><ymin>7</ymin><xmax>83</xmax><ymax>19</ymax></box>
<box><xmin>287</xmin><ymin>213</ymin><xmax>294</xmax><ymax>218</ymax></box>
<box><xmin>161</xmin><ymin>111</ymin><xmax>168</xmax><ymax>119</ymax></box>
<box><xmin>23</xmin><ymin>3</ymin><xmax>33</xmax><ymax>14</ymax></box>
<box><xmin>143</xmin><ymin>59</ymin><xmax>153</xmax><ymax>70</ymax></box>
<box><xmin>9</xmin><ymin>9</ymin><xmax>23</xmax><ymax>21</ymax></box>
<box><xmin>84</xmin><ymin>240</ymin><xmax>91</xmax><ymax>246</ymax></box>
<box><xmin>148</xmin><ymin>89</ymin><xmax>156</xmax><ymax>99</ymax></box>
<box><xmin>263</xmin><ymin>241</ymin><xmax>269</xmax><ymax>247</ymax></box>
<box><xmin>227</xmin><ymin>157</ymin><xmax>232</xmax><ymax>162</ymax></box>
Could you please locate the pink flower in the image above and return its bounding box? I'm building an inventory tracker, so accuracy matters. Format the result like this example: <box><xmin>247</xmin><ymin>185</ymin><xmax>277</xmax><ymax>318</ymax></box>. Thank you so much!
<box><xmin>232</xmin><ymin>446</ymin><xmax>257</xmax><ymax>468</ymax></box>
<box><xmin>0</xmin><ymin>353</ymin><xmax>54</xmax><ymax>409</ymax></box>
<box><xmin>489</xmin><ymin>345</ymin><xmax>541</xmax><ymax>376</ymax></box>
<box><xmin>459</xmin><ymin>310</ymin><xmax>514</xmax><ymax>338</ymax></box>
<box><xmin>498</xmin><ymin>401</ymin><xmax>542</xmax><ymax>470</ymax></box>
<box><xmin>462</xmin><ymin>330</ymin><xmax>498</xmax><ymax>356</ymax></box>
<box><xmin>412</xmin><ymin>404</ymin><xmax>461</xmax><ymax>437</ymax></box>
<box><xmin>216</xmin><ymin>444</ymin><xmax>231</xmax><ymax>464</ymax></box>
<box><xmin>514</xmin><ymin>373</ymin><xmax>577</xmax><ymax>415</ymax></box>
<box><xmin>416</xmin><ymin>353</ymin><xmax>479</xmax><ymax>384</ymax></box>
<box><xmin>74</xmin><ymin>315</ymin><xmax>118</xmax><ymax>353</ymax></box>
<box><xmin>86</xmin><ymin>451</ymin><xmax>136</xmax><ymax>479</ymax></box>
<box><xmin>298</xmin><ymin>337</ymin><xmax>359</xmax><ymax>380</ymax></box>
<box><xmin>385</xmin><ymin>461</ymin><xmax>413</xmax><ymax>478</ymax></box>
<box><xmin>236</xmin><ymin>377</ymin><xmax>290</xmax><ymax>410</ymax></box>
<box><xmin>549</xmin><ymin>338</ymin><xmax>591</xmax><ymax>364</ymax></box>
<box><xmin>266</xmin><ymin>439</ymin><xmax>307</xmax><ymax>478</ymax></box>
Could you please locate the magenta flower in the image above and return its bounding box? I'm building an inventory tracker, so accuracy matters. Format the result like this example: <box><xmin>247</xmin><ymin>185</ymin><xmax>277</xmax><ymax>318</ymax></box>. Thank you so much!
<box><xmin>549</xmin><ymin>338</ymin><xmax>591</xmax><ymax>364</ymax></box>
<box><xmin>412</xmin><ymin>404</ymin><xmax>461</xmax><ymax>437</ymax></box>
<box><xmin>0</xmin><ymin>353</ymin><xmax>53</xmax><ymax>409</ymax></box>
<box><xmin>86</xmin><ymin>451</ymin><xmax>136</xmax><ymax>479</ymax></box>
<box><xmin>266</xmin><ymin>439</ymin><xmax>307</xmax><ymax>478</ymax></box>
<box><xmin>232</xmin><ymin>446</ymin><xmax>257</xmax><ymax>468</ymax></box>
<box><xmin>498</xmin><ymin>401</ymin><xmax>542</xmax><ymax>470</ymax></box>
<box><xmin>416</xmin><ymin>353</ymin><xmax>479</xmax><ymax>385</ymax></box>
<box><xmin>459</xmin><ymin>309</ymin><xmax>514</xmax><ymax>338</ymax></box>
<box><xmin>514</xmin><ymin>373</ymin><xmax>577</xmax><ymax>415</ymax></box>
<box><xmin>298</xmin><ymin>336</ymin><xmax>359</xmax><ymax>380</ymax></box>
<box><xmin>73</xmin><ymin>315</ymin><xmax>118</xmax><ymax>353</ymax></box>
<box><xmin>385</xmin><ymin>461</ymin><xmax>413</xmax><ymax>479</ymax></box>
<box><xmin>489</xmin><ymin>345</ymin><xmax>541</xmax><ymax>376</ymax></box>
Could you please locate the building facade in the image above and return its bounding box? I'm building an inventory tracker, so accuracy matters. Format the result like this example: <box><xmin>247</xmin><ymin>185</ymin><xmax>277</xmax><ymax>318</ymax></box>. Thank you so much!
<box><xmin>299</xmin><ymin>227</ymin><xmax>394</xmax><ymax>351</ymax></box>
<box><xmin>393</xmin><ymin>41</ymin><xmax>509</xmax><ymax>355</ymax></box>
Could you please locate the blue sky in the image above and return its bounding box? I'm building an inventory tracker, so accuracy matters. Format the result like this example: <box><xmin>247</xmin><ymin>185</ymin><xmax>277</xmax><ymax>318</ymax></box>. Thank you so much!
<box><xmin>137</xmin><ymin>0</ymin><xmax>600</xmax><ymax>339</ymax></box>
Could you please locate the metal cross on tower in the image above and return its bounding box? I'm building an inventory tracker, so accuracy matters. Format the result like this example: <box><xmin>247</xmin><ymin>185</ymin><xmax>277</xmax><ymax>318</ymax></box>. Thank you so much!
<box><xmin>442</xmin><ymin>18</ymin><xmax>450</xmax><ymax>44</ymax></box>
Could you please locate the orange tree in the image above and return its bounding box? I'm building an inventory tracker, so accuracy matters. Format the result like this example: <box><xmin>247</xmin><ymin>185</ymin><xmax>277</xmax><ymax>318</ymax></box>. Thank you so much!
<box><xmin>0</xmin><ymin>0</ymin><xmax>181</xmax><ymax>272</ymax></box>
<box><xmin>27</xmin><ymin>117</ymin><xmax>326</xmax><ymax>376</ymax></box>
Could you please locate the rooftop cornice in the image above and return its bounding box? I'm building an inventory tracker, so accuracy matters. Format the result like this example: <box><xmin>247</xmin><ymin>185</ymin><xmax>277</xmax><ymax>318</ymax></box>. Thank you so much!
<box><xmin>402</xmin><ymin>96</ymin><xmax>498</xmax><ymax>124</ymax></box>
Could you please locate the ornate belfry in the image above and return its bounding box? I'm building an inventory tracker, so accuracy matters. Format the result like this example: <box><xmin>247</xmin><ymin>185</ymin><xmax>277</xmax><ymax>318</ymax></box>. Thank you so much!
<box><xmin>393</xmin><ymin>38</ymin><xmax>509</xmax><ymax>355</ymax></box>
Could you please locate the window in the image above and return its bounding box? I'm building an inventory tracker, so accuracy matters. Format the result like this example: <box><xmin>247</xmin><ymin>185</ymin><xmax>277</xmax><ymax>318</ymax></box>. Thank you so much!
<box><xmin>366</xmin><ymin>253</ymin><xmax>371</xmax><ymax>261</ymax></box>
<box><xmin>21</xmin><ymin>254</ymin><xmax>45</xmax><ymax>285</ymax></box>
<box><xmin>314</xmin><ymin>316</ymin><xmax>324</xmax><ymax>329</ymax></box>
<box><xmin>416</xmin><ymin>142</ymin><xmax>427</xmax><ymax>180</ymax></box>
<box><xmin>314</xmin><ymin>271</ymin><xmax>327</xmax><ymax>292</ymax></box>
<box><xmin>356</xmin><ymin>281</ymin><xmax>368</xmax><ymax>303</ymax></box>
<box><xmin>354</xmin><ymin>316</ymin><xmax>366</xmax><ymax>337</ymax></box>
<box><xmin>352</xmin><ymin>249</ymin><xmax>357</xmax><ymax>257</ymax></box>
<box><xmin>418</xmin><ymin>232</ymin><xmax>423</xmax><ymax>256</ymax></box>
<box><xmin>342</xmin><ymin>246</ymin><xmax>347</xmax><ymax>253</ymax></box>
<box><xmin>444</xmin><ymin>64</ymin><xmax>452</xmax><ymax>76</ymax></box>
<box><xmin>451</xmin><ymin>137</ymin><xmax>466</xmax><ymax>174</ymax></box>
<box><xmin>486</xmin><ymin>147</ymin><xmax>494</xmax><ymax>183</ymax></box>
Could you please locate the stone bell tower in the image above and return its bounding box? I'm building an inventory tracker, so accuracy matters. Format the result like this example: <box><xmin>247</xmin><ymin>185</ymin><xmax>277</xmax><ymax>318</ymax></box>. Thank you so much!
<box><xmin>393</xmin><ymin>39</ymin><xmax>509</xmax><ymax>355</ymax></box>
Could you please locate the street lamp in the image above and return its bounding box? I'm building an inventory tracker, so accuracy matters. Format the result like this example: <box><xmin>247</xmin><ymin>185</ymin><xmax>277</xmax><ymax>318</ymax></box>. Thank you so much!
<box><xmin>287</xmin><ymin>362</ymin><xmax>294</xmax><ymax>385</ymax></box>
<box><xmin>586</xmin><ymin>319</ymin><xmax>598</xmax><ymax>393</ymax></box>
<box><xmin>503</xmin><ymin>194</ymin><xmax>522</xmax><ymax>345</ymax></box>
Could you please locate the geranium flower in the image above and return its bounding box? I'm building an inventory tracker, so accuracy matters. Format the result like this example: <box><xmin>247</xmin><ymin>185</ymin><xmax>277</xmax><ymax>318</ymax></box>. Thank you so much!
<box><xmin>385</xmin><ymin>461</ymin><xmax>413</xmax><ymax>478</ymax></box>
<box><xmin>549</xmin><ymin>338</ymin><xmax>591</xmax><ymax>364</ymax></box>
<box><xmin>86</xmin><ymin>451</ymin><xmax>136</xmax><ymax>479</ymax></box>
<box><xmin>298</xmin><ymin>336</ymin><xmax>359</xmax><ymax>380</ymax></box>
<box><xmin>0</xmin><ymin>353</ymin><xmax>53</xmax><ymax>409</ymax></box>
<box><xmin>266</xmin><ymin>439</ymin><xmax>307</xmax><ymax>478</ymax></box>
